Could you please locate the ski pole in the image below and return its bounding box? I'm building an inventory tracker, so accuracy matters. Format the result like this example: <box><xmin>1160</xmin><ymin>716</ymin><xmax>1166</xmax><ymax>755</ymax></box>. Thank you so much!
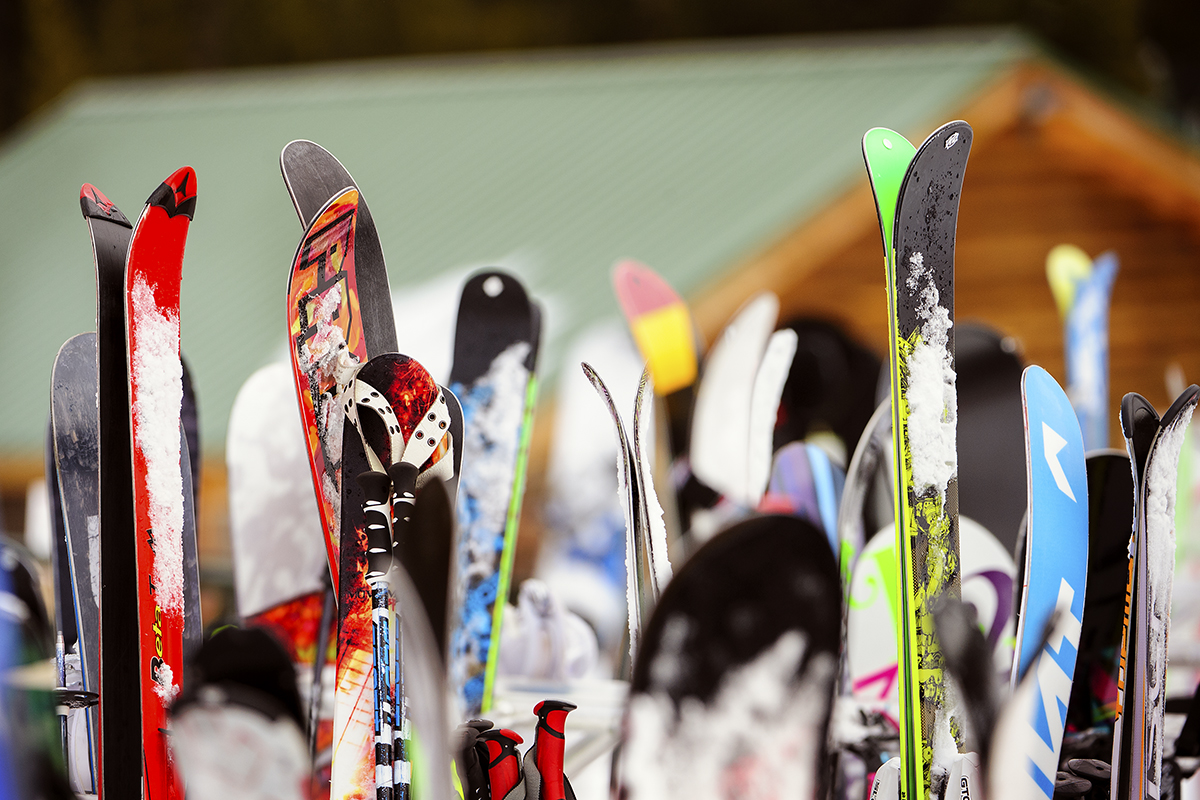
<box><xmin>357</xmin><ymin>470</ymin><xmax>396</xmax><ymax>800</ymax></box>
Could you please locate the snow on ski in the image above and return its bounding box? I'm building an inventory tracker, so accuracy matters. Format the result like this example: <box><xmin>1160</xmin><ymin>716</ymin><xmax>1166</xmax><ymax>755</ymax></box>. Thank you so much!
<box><xmin>1113</xmin><ymin>386</ymin><xmax>1199</xmax><ymax>799</ymax></box>
<box><xmin>124</xmin><ymin>165</ymin><xmax>196</xmax><ymax>800</ymax></box>
<box><xmin>447</xmin><ymin>270</ymin><xmax>540</xmax><ymax>718</ymax></box>
<box><xmin>581</xmin><ymin>362</ymin><xmax>647</xmax><ymax>667</ymax></box>
<box><xmin>865</xmin><ymin>120</ymin><xmax>972</xmax><ymax>798</ymax></box>
<box><xmin>1007</xmin><ymin>365</ymin><xmax>1088</xmax><ymax>797</ymax></box>
<box><xmin>619</xmin><ymin>515</ymin><xmax>840</xmax><ymax>800</ymax></box>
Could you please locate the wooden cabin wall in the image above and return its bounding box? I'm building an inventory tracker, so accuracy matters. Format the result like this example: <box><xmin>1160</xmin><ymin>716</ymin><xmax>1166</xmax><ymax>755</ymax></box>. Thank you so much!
<box><xmin>778</xmin><ymin>120</ymin><xmax>1200</xmax><ymax>447</ymax></box>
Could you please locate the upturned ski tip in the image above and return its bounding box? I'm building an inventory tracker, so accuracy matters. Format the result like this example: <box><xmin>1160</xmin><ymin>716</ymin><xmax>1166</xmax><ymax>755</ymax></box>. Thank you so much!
<box><xmin>147</xmin><ymin>166</ymin><xmax>197</xmax><ymax>220</ymax></box>
<box><xmin>79</xmin><ymin>184</ymin><xmax>132</xmax><ymax>227</ymax></box>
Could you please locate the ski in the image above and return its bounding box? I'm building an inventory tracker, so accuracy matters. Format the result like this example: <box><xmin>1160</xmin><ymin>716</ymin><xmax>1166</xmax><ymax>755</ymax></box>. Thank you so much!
<box><xmin>81</xmin><ymin>181</ymin><xmax>140</xmax><ymax>799</ymax></box>
<box><xmin>1113</xmin><ymin>386</ymin><xmax>1199</xmax><ymax>799</ymax></box>
<box><xmin>762</xmin><ymin>440</ymin><xmax>845</xmax><ymax>557</ymax></box>
<box><xmin>1007</xmin><ymin>365</ymin><xmax>1088</xmax><ymax>797</ymax></box>
<box><xmin>49</xmin><ymin>332</ymin><xmax>100</xmax><ymax>793</ymax></box>
<box><xmin>287</xmin><ymin>187</ymin><xmax>367</xmax><ymax>589</ymax></box>
<box><xmin>228</xmin><ymin>362</ymin><xmax>327</xmax><ymax>619</ymax></box>
<box><xmin>280</xmin><ymin>140</ymin><xmax>398</xmax><ymax>355</ymax></box>
<box><xmin>618</xmin><ymin>514</ymin><xmax>840</xmax><ymax>799</ymax></box>
<box><xmin>688</xmin><ymin>291</ymin><xmax>778</xmax><ymax>512</ymax></box>
<box><xmin>1047</xmin><ymin>245</ymin><xmax>1119</xmax><ymax>451</ymax></box>
<box><xmin>333</xmin><ymin>354</ymin><xmax>455</xmax><ymax>800</ymax></box>
<box><xmin>581</xmin><ymin>362</ymin><xmax>648</xmax><ymax>667</ymax></box>
<box><xmin>448</xmin><ymin>270</ymin><xmax>541</xmax><ymax>718</ymax></box>
<box><xmin>864</xmin><ymin>121</ymin><xmax>972</xmax><ymax>798</ymax></box>
<box><xmin>124</xmin><ymin>165</ymin><xmax>196</xmax><ymax>800</ymax></box>
<box><xmin>631</xmin><ymin>368</ymin><xmax>673</xmax><ymax>602</ymax></box>
<box><xmin>612</xmin><ymin>259</ymin><xmax>699</xmax><ymax>455</ymax></box>
<box><xmin>747</xmin><ymin>328</ymin><xmax>799</xmax><ymax>505</ymax></box>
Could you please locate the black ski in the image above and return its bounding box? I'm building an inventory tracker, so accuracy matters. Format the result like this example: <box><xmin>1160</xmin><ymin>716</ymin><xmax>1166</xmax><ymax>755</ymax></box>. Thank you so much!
<box><xmin>81</xmin><ymin>183</ymin><xmax>140</xmax><ymax>798</ymax></box>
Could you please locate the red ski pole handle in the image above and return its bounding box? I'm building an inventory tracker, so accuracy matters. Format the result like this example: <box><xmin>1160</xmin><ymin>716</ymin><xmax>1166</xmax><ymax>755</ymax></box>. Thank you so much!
<box><xmin>479</xmin><ymin>728</ymin><xmax>524</xmax><ymax>800</ymax></box>
<box><xmin>533</xmin><ymin>700</ymin><xmax>576</xmax><ymax>800</ymax></box>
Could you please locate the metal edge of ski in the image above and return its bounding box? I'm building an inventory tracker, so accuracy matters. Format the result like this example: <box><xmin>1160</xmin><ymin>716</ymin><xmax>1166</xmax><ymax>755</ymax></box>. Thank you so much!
<box><xmin>280</xmin><ymin>139</ymin><xmax>398</xmax><ymax>356</ymax></box>
<box><xmin>581</xmin><ymin>362</ymin><xmax>646</xmax><ymax>668</ymax></box>
<box><xmin>631</xmin><ymin>367</ymin><xmax>672</xmax><ymax>602</ymax></box>
<box><xmin>81</xmin><ymin>180</ymin><xmax>139</xmax><ymax>800</ymax></box>
<box><xmin>124</xmin><ymin>165</ymin><xmax>196</xmax><ymax>800</ymax></box>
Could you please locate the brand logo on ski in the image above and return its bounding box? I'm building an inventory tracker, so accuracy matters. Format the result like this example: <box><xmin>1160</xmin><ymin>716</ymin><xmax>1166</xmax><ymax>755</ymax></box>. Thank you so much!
<box><xmin>1025</xmin><ymin>579</ymin><xmax>1083</xmax><ymax>794</ymax></box>
<box><xmin>80</xmin><ymin>184</ymin><xmax>132</xmax><ymax>226</ymax></box>
<box><xmin>148</xmin><ymin>170</ymin><xmax>197</xmax><ymax>220</ymax></box>
<box><xmin>1042</xmin><ymin>423</ymin><xmax>1076</xmax><ymax>501</ymax></box>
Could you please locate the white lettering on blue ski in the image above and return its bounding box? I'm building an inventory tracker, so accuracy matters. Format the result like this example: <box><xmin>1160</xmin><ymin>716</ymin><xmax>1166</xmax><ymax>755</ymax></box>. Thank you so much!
<box><xmin>1042</xmin><ymin>422</ymin><xmax>1076</xmax><ymax>502</ymax></box>
<box><xmin>1025</xmin><ymin>578</ymin><xmax>1083</xmax><ymax>797</ymax></box>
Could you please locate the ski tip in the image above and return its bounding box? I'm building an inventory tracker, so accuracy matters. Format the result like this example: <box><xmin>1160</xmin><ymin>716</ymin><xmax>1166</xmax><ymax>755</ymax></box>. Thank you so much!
<box><xmin>1119</xmin><ymin>392</ymin><xmax>1157</xmax><ymax>439</ymax></box>
<box><xmin>147</xmin><ymin>166</ymin><xmax>197</xmax><ymax>220</ymax></box>
<box><xmin>79</xmin><ymin>184</ymin><xmax>132</xmax><ymax>227</ymax></box>
<box><xmin>1163</xmin><ymin>384</ymin><xmax>1200</xmax><ymax>427</ymax></box>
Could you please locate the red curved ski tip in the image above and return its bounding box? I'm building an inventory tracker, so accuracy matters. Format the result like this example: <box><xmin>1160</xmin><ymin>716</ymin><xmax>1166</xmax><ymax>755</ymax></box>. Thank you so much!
<box><xmin>613</xmin><ymin>259</ymin><xmax>681</xmax><ymax>316</ymax></box>
<box><xmin>147</xmin><ymin>166</ymin><xmax>197</xmax><ymax>220</ymax></box>
<box><xmin>79</xmin><ymin>183</ymin><xmax>132</xmax><ymax>227</ymax></box>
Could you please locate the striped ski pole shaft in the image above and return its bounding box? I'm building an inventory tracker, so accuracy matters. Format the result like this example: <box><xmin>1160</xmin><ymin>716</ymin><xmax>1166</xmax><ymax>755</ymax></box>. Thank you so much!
<box><xmin>389</xmin><ymin>391</ymin><xmax>450</xmax><ymax>794</ymax></box>
<box><xmin>356</xmin><ymin>470</ymin><xmax>396</xmax><ymax>800</ymax></box>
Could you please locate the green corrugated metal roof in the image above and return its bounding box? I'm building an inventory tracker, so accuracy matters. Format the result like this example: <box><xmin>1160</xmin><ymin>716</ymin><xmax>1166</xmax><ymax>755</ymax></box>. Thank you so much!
<box><xmin>0</xmin><ymin>27</ymin><xmax>1030</xmax><ymax>455</ymax></box>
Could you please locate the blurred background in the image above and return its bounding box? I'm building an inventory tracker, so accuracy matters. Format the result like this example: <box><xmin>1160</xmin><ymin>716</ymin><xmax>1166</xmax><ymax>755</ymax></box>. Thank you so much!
<box><xmin>4</xmin><ymin>0</ymin><xmax>1200</xmax><ymax>629</ymax></box>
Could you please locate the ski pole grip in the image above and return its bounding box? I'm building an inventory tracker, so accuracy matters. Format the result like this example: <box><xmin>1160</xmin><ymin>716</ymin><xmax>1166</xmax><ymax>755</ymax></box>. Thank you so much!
<box><xmin>387</xmin><ymin>462</ymin><xmax>420</xmax><ymax>549</ymax></box>
<box><xmin>479</xmin><ymin>729</ymin><xmax>524</xmax><ymax>800</ymax></box>
<box><xmin>533</xmin><ymin>700</ymin><xmax>576</xmax><ymax>800</ymax></box>
<box><xmin>357</xmin><ymin>470</ymin><xmax>394</xmax><ymax>581</ymax></box>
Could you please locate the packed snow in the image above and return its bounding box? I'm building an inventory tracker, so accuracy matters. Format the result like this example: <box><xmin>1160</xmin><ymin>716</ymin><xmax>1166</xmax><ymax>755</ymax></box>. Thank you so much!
<box><xmin>623</xmin><ymin>630</ymin><xmax>833</xmax><ymax>800</ymax></box>
<box><xmin>154</xmin><ymin>662</ymin><xmax>179</xmax><ymax>704</ymax></box>
<box><xmin>130</xmin><ymin>275</ymin><xmax>185</xmax><ymax>616</ymax></box>
<box><xmin>903</xmin><ymin>252</ymin><xmax>957</xmax><ymax>501</ymax></box>
<box><xmin>1145</xmin><ymin>403</ymin><xmax>1196</xmax><ymax>787</ymax></box>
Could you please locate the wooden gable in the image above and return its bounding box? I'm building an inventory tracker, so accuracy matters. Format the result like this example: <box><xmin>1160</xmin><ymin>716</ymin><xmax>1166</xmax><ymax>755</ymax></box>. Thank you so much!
<box><xmin>694</xmin><ymin>61</ymin><xmax>1200</xmax><ymax>446</ymax></box>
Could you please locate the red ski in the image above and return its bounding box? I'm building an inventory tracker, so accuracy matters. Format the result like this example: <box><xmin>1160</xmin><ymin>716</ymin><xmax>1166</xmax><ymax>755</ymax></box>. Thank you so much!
<box><xmin>125</xmin><ymin>166</ymin><xmax>196</xmax><ymax>800</ymax></box>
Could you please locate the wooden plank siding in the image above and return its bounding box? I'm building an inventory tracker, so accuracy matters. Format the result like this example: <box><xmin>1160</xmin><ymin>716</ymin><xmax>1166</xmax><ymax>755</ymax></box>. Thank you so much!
<box><xmin>696</xmin><ymin>61</ymin><xmax>1200</xmax><ymax>449</ymax></box>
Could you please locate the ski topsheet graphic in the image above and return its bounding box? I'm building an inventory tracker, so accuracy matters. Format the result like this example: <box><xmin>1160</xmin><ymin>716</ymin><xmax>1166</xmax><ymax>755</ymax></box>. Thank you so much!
<box><xmin>448</xmin><ymin>270</ymin><xmax>540</xmax><ymax>718</ymax></box>
<box><xmin>1112</xmin><ymin>386</ymin><xmax>1199</xmax><ymax>800</ymax></box>
<box><xmin>864</xmin><ymin>121</ymin><xmax>972</xmax><ymax>798</ymax></box>
<box><xmin>619</xmin><ymin>515</ymin><xmax>840</xmax><ymax>800</ymax></box>
<box><xmin>125</xmin><ymin>165</ymin><xmax>196</xmax><ymax>800</ymax></box>
<box><xmin>1009</xmin><ymin>365</ymin><xmax>1088</xmax><ymax>798</ymax></box>
<box><xmin>287</xmin><ymin>188</ymin><xmax>366</xmax><ymax>588</ymax></box>
<box><xmin>1046</xmin><ymin>245</ymin><xmax>1119</xmax><ymax>451</ymax></box>
<box><xmin>50</xmin><ymin>332</ymin><xmax>101</xmax><ymax>793</ymax></box>
<box><xmin>280</xmin><ymin>140</ymin><xmax>398</xmax><ymax>357</ymax></box>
